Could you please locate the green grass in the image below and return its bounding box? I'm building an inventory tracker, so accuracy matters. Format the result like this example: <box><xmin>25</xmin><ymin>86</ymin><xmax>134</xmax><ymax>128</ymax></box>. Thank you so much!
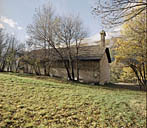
<box><xmin>0</xmin><ymin>73</ymin><xmax>146</xmax><ymax>128</ymax></box>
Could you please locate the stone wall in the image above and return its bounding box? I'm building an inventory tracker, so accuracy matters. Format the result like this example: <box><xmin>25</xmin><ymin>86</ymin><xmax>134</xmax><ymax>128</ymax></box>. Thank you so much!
<box><xmin>99</xmin><ymin>52</ymin><xmax>110</xmax><ymax>84</ymax></box>
<box><xmin>19</xmin><ymin>54</ymin><xmax>110</xmax><ymax>84</ymax></box>
<box><xmin>79</xmin><ymin>61</ymin><xmax>100</xmax><ymax>83</ymax></box>
<box><xmin>50</xmin><ymin>60</ymin><xmax>100</xmax><ymax>83</ymax></box>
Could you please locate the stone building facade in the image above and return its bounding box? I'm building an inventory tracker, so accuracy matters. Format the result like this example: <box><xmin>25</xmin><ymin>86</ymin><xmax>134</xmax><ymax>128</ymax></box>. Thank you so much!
<box><xmin>50</xmin><ymin>30</ymin><xmax>111</xmax><ymax>84</ymax></box>
<box><xmin>20</xmin><ymin>30</ymin><xmax>111</xmax><ymax>84</ymax></box>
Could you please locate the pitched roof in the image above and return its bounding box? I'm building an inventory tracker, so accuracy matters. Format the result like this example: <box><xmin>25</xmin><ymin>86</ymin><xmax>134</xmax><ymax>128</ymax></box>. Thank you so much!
<box><xmin>28</xmin><ymin>44</ymin><xmax>111</xmax><ymax>63</ymax></box>
<box><xmin>78</xmin><ymin>45</ymin><xmax>104</xmax><ymax>58</ymax></box>
<box><xmin>58</xmin><ymin>45</ymin><xmax>111</xmax><ymax>63</ymax></box>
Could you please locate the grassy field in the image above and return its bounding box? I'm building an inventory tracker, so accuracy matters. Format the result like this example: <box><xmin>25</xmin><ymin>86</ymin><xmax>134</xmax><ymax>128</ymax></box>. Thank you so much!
<box><xmin>0</xmin><ymin>73</ymin><xmax>146</xmax><ymax>128</ymax></box>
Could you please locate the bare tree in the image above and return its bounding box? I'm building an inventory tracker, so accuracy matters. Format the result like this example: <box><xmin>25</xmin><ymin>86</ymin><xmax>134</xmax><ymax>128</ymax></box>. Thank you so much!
<box><xmin>27</xmin><ymin>3</ymin><xmax>56</xmax><ymax>76</ymax></box>
<box><xmin>0</xmin><ymin>30</ymin><xmax>25</xmax><ymax>72</ymax></box>
<box><xmin>92</xmin><ymin>0</ymin><xmax>147</xmax><ymax>27</ymax></box>
<box><xmin>73</xmin><ymin>18</ymin><xmax>87</xmax><ymax>81</ymax></box>
<box><xmin>6</xmin><ymin>35</ymin><xmax>25</xmax><ymax>72</ymax></box>
<box><xmin>27</xmin><ymin>3</ymin><xmax>73</xmax><ymax>78</ymax></box>
<box><xmin>54</xmin><ymin>15</ymin><xmax>87</xmax><ymax>81</ymax></box>
<box><xmin>27</xmin><ymin>3</ymin><xmax>87</xmax><ymax>81</ymax></box>
<box><xmin>0</xmin><ymin>29</ymin><xmax>7</xmax><ymax>72</ymax></box>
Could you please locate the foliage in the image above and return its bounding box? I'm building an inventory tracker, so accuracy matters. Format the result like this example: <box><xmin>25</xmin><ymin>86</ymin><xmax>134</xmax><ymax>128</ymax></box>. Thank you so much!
<box><xmin>0</xmin><ymin>73</ymin><xmax>146</xmax><ymax>128</ymax></box>
<box><xmin>111</xmin><ymin>61</ymin><xmax>138</xmax><ymax>83</ymax></box>
<box><xmin>110</xmin><ymin>61</ymin><xmax>123</xmax><ymax>82</ymax></box>
<box><xmin>114</xmin><ymin>11</ymin><xmax>147</xmax><ymax>88</ymax></box>
<box><xmin>120</xmin><ymin>67</ymin><xmax>137</xmax><ymax>82</ymax></box>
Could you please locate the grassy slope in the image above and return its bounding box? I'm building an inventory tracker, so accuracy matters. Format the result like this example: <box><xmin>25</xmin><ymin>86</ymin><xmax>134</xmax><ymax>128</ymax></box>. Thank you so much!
<box><xmin>0</xmin><ymin>73</ymin><xmax>146</xmax><ymax>128</ymax></box>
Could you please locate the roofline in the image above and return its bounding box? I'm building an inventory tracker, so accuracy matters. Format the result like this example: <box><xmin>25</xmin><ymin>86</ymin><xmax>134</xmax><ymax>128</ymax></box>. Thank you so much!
<box><xmin>57</xmin><ymin>56</ymin><xmax>101</xmax><ymax>61</ymax></box>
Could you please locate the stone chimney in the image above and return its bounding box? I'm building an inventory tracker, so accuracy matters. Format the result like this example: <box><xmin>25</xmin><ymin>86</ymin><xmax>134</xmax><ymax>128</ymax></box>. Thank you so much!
<box><xmin>100</xmin><ymin>30</ymin><xmax>106</xmax><ymax>48</ymax></box>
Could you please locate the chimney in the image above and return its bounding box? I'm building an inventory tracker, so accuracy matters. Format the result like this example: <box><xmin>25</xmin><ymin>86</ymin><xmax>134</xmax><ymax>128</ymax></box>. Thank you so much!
<box><xmin>100</xmin><ymin>30</ymin><xmax>106</xmax><ymax>48</ymax></box>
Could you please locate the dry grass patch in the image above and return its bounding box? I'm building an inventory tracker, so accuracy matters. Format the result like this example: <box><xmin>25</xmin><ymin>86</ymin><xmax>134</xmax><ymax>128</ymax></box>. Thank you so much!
<box><xmin>0</xmin><ymin>73</ymin><xmax>146</xmax><ymax>128</ymax></box>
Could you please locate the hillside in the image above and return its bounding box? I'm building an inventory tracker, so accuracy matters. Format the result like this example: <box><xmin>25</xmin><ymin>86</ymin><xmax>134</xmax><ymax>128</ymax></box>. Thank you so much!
<box><xmin>0</xmin><ymin>73</ymin><xmax>146</xmax><ymax>128</ymax></box>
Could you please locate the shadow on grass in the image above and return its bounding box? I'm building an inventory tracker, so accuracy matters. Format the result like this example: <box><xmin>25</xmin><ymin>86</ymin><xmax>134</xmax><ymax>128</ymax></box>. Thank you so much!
<box><xmin>95</xmin><ymin>83</ymin><xmax>146</xmax><ymax>92</ymax></box>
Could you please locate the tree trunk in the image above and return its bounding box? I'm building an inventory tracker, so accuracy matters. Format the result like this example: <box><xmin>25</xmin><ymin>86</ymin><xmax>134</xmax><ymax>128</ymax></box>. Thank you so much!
<box><xmin>71</xmin><ymin>60</ymin><xmax>75</xmax><ymax>81</ymax></box>
<box><xmin>43</xmin><ymin>63</ymin><xmax>47</xmax><ymax>75</ymax></box>
<box><xmin>1</xmin><ymin>60</ymin><xmax>6</xmax><ymax>72</ymax></box>
<box><xmin>76</xmin><ymin>59</ymin><xmax>80</xmax><ymax>81</ymax></box>
<box><xmin>130</xmin><ymin>64</ymin><xmax>146</xmax><ymax>90</ymax></box>
<box><xmin>64</xmin><ymin>60</ymin><xmax>72</xmax><ymax>80</ymax></box>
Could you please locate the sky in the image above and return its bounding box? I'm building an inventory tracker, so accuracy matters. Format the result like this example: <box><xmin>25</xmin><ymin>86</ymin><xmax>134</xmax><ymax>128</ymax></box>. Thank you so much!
<box><xmin>0</xmin><ymin>0</ymin><xmax>117</xmax><ymax>42</ymax></box>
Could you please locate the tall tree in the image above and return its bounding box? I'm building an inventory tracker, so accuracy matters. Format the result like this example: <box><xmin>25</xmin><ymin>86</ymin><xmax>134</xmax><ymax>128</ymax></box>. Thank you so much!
<box><xmin>0</xmin><ymin>30</ymin><xmax>25</xmax><ymax>72</ymax></box>
<box><xmin>54</xmin><ymin>15</ymin><xmax>87</xmax><ymax>81</ymax></box>
<box><xmin>115</xmin><ymin>11</ymin><xmax>147</xmax><ymax>89</ymax></box>
<box><xmin>27</xmin><ymin>3</ymin><xmax>87</xmax><ymax>81</ymax></box>
<box><xmin>4</xmin><ymin>35</ymin><xmax>25</xmax><ymax>72</ymax></box>
<box><xmin>27</xmin><ymin>3</ymin><xmax>56</xmax><ymax>76</ymax></box>
<box><xmin>0</xmin><ymin>29</ymin><xmax>7</xmax><ymax>72</ymax></box>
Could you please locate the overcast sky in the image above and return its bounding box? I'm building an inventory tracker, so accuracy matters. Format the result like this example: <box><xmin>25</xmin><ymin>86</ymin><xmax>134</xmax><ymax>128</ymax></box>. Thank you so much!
<box><xmin>0</xmin><ymin>0</ymin><xmax>116</xmax><ymax>42</ymax></box>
